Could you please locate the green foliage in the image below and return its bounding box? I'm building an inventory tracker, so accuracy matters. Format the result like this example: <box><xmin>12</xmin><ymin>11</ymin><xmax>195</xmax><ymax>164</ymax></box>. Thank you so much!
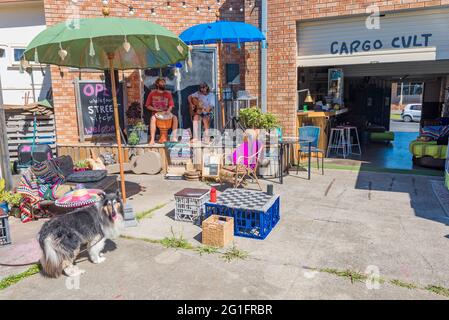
<box><xmin>239</xmin><ymin>107</ymin><xmax>279</xmax><ymax>130</ymax></box>
<box><xmin>0</xmin><ymin>264</ymin><xmax>40</xmax><ymax>290</ymax></box>
<box><xmin>160</xmin><ymin>227</ymin><xmax>194</xmax><ymax>250</ymax></box>
<box><xmin>135</xmin><ymin>203</ymin><xmax>166</xmax><ymax>221</ymax></box>
<box><xmin>127</xmin><ymin>131</ymin><xmax>140</xmax><ymax>146</ymax></box>
<box><xmin>0</xmin><ymin>179</ymin><xmax>6</xmax><ymax>202</ymax></box>
<box><xmin>74</xmin><ymin>159</ymin><xmax>89</xmax><ymax>169</ymax></box>
<box><xmin>0</xmin><ymin>179</ymin><xmax>21</xmax><ymax>206</ymax></box>
<box><xmin>425</xmin><ymin>285</ymin><xmax>449</xmax><ymax>297</ymax></box>
<box><xmin>195</xmin><ymin>245</ymin><xmax>219</xmax><ymax>256</ymax></box>
<box><xmin>221</xmin><ymin>243</ymin><xmax>249</xmax><ymax>262</ymax></box>
<box><xmin>390</xmin><ymin>279</ymin><xmax>418</xmax><ymax>289</ymax></box>
<box><xmin>5</xmin><ymin>192</ymin><xmax>22</xmax><ymax>207</ymax></box>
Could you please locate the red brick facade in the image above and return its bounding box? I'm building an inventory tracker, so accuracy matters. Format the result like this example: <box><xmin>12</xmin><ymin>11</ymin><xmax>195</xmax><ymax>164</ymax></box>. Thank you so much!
<box><xmin>44</xmin><ymin>0</ymin><xmax>245</xmax><ymax>143</ymax></box>
<box><xmin>44</xmin><ymin>0</ymin><xmax>449</xmax><ymax>142</ymax></box>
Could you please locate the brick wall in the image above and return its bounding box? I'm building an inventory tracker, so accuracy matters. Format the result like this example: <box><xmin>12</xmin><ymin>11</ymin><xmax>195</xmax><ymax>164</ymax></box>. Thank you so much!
<box><xmin>245</xmin><ymin>0</ymin><xmax>449</xmax><ymax>136</ymax></box>
<box><xmin>44</xmin><ymin>0</ymin><xmax>245</xmax><ymax>143</ymax></box>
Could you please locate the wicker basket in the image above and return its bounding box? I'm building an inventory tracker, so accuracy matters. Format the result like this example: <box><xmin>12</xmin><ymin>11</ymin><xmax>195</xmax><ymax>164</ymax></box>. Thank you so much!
<box><xmin>202</xmin><ymin>215</ymin><xmax>234</xmax><ymax>248</ymax></box>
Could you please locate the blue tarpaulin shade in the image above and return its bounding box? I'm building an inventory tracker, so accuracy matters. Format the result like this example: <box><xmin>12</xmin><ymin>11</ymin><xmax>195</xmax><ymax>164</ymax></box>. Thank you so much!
<box><xmin>179</xmin><ymin>21</ymin><xmax>265</xmax><ymax>45</ymax></box>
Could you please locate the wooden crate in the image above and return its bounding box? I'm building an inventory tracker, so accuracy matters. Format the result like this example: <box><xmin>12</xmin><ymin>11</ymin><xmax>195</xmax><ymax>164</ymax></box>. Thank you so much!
<box><xmin>202</xmin><ymin>215</ymin><xmax>234</xmax><ymax>248</ymax></box>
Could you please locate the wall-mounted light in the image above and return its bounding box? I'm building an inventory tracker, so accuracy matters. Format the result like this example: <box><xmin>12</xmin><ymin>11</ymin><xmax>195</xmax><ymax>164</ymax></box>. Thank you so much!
<box><xmin>182</xmin><ymin>2</ymin><xmax>186</xmax><ymax>8</ymax></box>
<box><xmin>128</xmin><ymin>6</ymin><xmax>135</xmax><ymax>15</ymax></box>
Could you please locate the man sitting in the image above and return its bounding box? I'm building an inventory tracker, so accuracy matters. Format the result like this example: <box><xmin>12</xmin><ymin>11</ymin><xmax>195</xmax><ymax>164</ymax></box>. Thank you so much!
<box><xmin>145</xmin><ymin>78</ymin><xmax>178</xmax><ymax>145</ymax></box>
<box><xmin>188</xmin><ymin>82</ymin><xmax>215</xmax><ymax>141</ymax></box>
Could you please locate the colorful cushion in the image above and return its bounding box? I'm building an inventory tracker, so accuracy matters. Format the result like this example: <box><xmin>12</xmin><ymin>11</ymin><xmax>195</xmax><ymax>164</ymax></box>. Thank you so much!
<box><xmin>409</xmin><ymin>140</ymin><xmax>447</xmax><ymax>159</ymax></box>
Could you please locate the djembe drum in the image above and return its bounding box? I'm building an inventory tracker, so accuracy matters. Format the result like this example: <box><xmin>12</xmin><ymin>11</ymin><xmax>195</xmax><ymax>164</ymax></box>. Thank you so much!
<box><xmin>155</xmin><ymin>112</ymin><xmax>173</xmax><ymax>143</ymax></box>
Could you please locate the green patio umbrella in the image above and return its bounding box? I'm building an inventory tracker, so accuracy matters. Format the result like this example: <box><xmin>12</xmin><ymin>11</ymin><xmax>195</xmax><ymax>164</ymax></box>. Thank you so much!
<box><xmin>24</xmin><ymin>17</ymin><xmax>189</xmax><ymax>202</ymax></box>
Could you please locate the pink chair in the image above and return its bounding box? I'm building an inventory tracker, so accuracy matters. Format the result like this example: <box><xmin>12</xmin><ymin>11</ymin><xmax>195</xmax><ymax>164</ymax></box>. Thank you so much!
<box><xmin>222</xmin><ymin>139</ymin><xmax>264</xmax><ymax>190</ymax></box>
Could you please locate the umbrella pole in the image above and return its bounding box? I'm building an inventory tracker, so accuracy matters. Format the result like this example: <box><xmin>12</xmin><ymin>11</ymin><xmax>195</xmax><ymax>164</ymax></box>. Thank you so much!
<box><xmin>108</xmin><ymin>53</ymin><xmax>127</xmax><ymax>203</ymax></box>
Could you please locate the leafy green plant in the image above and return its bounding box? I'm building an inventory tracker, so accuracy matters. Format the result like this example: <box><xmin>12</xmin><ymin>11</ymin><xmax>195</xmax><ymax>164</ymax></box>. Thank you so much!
<box><xmin>0</xmin><ymin>264</ymin><xmax>40</xmax><ymax>290</ymax></box>
<box><xmin>160</xmin><ymin>227</ymin><xmax>194</xmax><ymax>250</ymax></box>
<box><xmin>239</xmin><ymin>107</ymin><xmax>279</xmax><ymax>130</ymax></box>
<box><xmin>0</xmin><ymin>179</ymin><xmax>7</xmax><ymax>203</ymax></box>
<box><xmin>221</xmin><ymin>243</ymin><xmax>249</xmax><ymax>262</ymax></box>
<box><xmin>127</xmin><ymin>131</ymin><xmax>140</xmax><ymax>146</ymax></box>
<box><xmin>5</xmin><ymin>192</ymin><xmax>22</xmax><ymax>207</ymax></box>
<box><xmin>74</xmin><ymin>160</ymin><xmax>89</xmax><ymax>169</ymax></box>
<box><xmin>195</xmin><ymin>245</ymin><xmax>219</xmax><ymax>256</ymax></box>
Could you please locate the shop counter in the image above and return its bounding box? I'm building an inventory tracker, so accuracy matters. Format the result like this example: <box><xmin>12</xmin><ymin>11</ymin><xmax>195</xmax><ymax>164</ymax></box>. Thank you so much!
<box><xmin>296</xmin><ymin>108</ymin><xmax>348</xmax><ymax>153</ymax></box>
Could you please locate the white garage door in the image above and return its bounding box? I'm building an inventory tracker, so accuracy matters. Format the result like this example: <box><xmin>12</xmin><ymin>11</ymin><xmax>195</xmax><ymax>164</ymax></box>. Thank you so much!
<box><xmin>297</xmin><ymin>8</ymin><xmax>449</xmax><ymax>67</ymax></box>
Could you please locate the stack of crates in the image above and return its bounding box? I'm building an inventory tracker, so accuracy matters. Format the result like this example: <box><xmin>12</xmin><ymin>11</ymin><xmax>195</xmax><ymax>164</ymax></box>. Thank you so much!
<box><xmin>0</xmin><ymin>209</ymin><xmax>11</xmax><ymax>246</ymax></box>
<box><xmin>174</xmin><ymin>188</ymin><xmax>210</xmax><ymax>225</ymax></box>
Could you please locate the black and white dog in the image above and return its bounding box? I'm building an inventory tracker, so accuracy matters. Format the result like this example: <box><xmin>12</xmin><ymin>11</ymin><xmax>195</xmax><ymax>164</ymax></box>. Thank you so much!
<box><xmin>38</xmin><ymin>192</ymin><xmax>124</xmax><ymax>278</ymax></box>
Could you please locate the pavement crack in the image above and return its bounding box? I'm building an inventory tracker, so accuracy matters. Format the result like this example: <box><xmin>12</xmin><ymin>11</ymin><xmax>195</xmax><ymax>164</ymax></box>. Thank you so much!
<box><xmin>324</xmin><ymin>179</ymin><xmax>336</xmax><ymax>197</ymax></box>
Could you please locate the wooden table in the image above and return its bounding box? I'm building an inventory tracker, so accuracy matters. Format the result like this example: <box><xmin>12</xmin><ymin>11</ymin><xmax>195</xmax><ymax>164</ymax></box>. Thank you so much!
<box><xmin>296</xmin><ymin>108</ymin><xmax>348</xmax><ymax>153</ymax></box>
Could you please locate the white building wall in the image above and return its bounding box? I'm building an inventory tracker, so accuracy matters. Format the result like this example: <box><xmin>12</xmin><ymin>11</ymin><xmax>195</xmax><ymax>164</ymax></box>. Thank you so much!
<box><xmin>0</xmin><ymin>1</ymin><xmax>50</xmax><ymax>106</ymax></box>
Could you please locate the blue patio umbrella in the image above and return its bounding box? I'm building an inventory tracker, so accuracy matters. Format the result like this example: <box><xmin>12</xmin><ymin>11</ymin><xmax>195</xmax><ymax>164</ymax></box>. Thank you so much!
<box><xmin>179</xmin><ymin>21</ymin><xmax>265</xmax><ymax>46</ymax></box>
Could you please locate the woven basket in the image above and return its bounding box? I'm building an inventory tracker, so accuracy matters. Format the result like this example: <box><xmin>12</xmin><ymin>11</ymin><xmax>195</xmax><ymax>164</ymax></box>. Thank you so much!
<box><xmin>202</xmin><ymin>215</ymin><xmax>234</xmax><ymax>248</ymax></box>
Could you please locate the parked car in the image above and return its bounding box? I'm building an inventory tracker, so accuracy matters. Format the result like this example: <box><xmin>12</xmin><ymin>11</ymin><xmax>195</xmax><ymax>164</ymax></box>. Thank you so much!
<box><xmin>401</xmin><ymin>104</ymin><xmax>422</xmax><ymax>122</ymax></box>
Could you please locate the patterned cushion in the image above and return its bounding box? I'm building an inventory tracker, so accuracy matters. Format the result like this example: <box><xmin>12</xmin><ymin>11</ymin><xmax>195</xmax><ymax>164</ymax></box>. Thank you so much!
<box><xmin>66</xmin><ymin>170</ymin><xmax>107</xmax><ymax>183</ymax></box>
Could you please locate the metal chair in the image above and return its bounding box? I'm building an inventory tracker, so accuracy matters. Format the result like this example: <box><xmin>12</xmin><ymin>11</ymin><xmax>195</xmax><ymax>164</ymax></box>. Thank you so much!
<box><xmin>297</xmin><ymin>126</ymin><xmax>324</xmax><ymax>175</ymax></box>
<box><xmin>220</xmin><ymin>139</ymin><xmax>264</xmax><ymax>190</ymax></box>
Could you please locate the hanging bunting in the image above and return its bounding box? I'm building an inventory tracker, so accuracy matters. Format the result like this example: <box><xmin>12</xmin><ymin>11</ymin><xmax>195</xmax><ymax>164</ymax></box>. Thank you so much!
<box><xmin>34</xmin><ymin>48</ymin><xmax>39</xmax><ymax>64</ymax></box>
<box><xmin>123</xmin><ymin>35</ymin><xmax>131</xmax><ymax>52</ymax></box>
<box><xmin>177</xmin><ymin>42</ymin><xmax>184</xmax><ymax>54</ymax></box>
<box><xmin>58</xmin><ymin>43</ymin><xmax>68</xmax><ymax>61</ymax></box>
<box><xmin>155</xmin><ymin>36</ymin><xmax>160</xmax><ymax>51</ymax></box>
<box><xmin>187</xmin><ymin>48</ymin><xmax>192</xmax><ymax>69</ymax></box>
<box><xmin>89</xmin><ymin>38</ymin><xmax>95</xmax><ymax>57</ymax></box>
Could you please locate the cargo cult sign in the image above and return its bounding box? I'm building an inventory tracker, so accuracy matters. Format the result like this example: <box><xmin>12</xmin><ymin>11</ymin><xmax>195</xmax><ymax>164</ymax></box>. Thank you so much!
<box><xmin>330</xmin><ymin>33</ymin><xmax>432</xmax><ymax>55</ymax></box>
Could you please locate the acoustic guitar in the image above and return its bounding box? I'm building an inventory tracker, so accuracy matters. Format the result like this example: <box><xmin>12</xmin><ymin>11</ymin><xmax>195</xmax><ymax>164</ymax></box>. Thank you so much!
<box><xmin>189</xmin><ymin>97</ymin><xmax>203</xmax><ymax>117</ymax></box>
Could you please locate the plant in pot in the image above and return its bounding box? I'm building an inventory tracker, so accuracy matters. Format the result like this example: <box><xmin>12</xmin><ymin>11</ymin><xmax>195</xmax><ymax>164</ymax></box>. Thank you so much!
<box><xmin>0</xmin><ymin>179</ymin><xmax>9</xmax><ymax>214</ymax></box>
<box><xmin>127</xmin><ymin>121</ymin><xmax>148</xmax><ymax>145</ymax></box>
<box><xmin>6</xmin><ymin>192</ymin><xmax>22</xmax><ymax>218</ymax></box>
<box><xmin>74</xmin><ymin>160</ymin><xmax>90</xmax><ymax>172</ymax></box>
<box><xmin>239</xmin><ymin>107</ymin><xmax>280</xmax><ymax>139</ymax></box>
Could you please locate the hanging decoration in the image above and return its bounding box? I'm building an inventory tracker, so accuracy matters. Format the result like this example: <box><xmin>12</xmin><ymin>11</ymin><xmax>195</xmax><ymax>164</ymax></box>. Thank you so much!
<box><xmin>98</xmin><ymin>0</ymin><xmax>254</xmax><ymax>18</ymax></box>
<box><xmin>34</xmin><ymin>48</ymin><xmax>39</xmax><ymax>64</ymax></box>
<box><xmin>123</xmin><ymin>35</ymin><xmax>131</xmax><ymax>52</ymax></box>
<box><xmin>58</xmin><ymin>43</ymin><xmax>68</xmax><ymax>60</ymax></box>
<box><xmin>89</xmin><ymin>38</ymin><xmax>95</xmax><ymax>57</ymax></box>
<box><xmin>155</xmin><ymin>36</ymin><xmax>160</xmax><ymax>51</ymax></box>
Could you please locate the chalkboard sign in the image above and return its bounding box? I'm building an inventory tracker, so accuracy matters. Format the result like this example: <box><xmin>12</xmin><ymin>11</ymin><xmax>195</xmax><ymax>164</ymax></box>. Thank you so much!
<box><xmin>75</xmin><ymin>79</ymin><xmax>126</xmax><ymax>141</ymax></box>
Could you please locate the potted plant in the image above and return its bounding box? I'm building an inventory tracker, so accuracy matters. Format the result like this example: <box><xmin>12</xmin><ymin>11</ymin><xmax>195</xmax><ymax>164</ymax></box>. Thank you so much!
<box><xmin>6</xmin><ymin>192</ymin><xmax>22</xmax><ymax>218</ymax></box>
<box><xmin>74</xmin><ymin>160</ymin><xmax>90</xmax><ymax>172</ymax></box>
<box><xmin>0</xmin><ymin>179</ymin><xmax>9</xmax><ymax>214</ymax></box>
<box><xmin>127</xmin><ymin>121</ymin><xmax>148</xmax><ymax>145</ymax></box>
<box><xmin>239</xmin><ymin>107</ymin><xmax>280</xmax><ymax>139</ymax></box>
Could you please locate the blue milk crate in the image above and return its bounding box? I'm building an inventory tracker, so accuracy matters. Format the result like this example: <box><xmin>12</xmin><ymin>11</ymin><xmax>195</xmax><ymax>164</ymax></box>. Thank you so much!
<box><xmin>0</xmin><ymin>213</ymin><xmax>11</xmax><ymax>246</ymax></box>
<box><xmin>205</xmin><ymin>189</ymin><xmax>280</xmax><ymax>240</ymax></box>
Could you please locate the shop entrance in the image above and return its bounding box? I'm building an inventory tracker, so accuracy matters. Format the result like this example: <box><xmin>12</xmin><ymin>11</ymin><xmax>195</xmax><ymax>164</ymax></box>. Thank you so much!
<box><xmin>298</xmin><ymin>61</ymin><xmax>449</xmax><ymax>172</ymax></box>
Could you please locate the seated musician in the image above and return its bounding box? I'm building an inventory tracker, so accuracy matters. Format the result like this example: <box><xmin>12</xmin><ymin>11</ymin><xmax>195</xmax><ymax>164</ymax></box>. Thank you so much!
<box><xmin>188</xmin><ymin>82</ymin><xmax>215</xmax><ymax>141</ymax></box>
<box><xmin>145</xmin><ymin>78</ymin><xmax>178</xmax><ymax>145</ymax></box>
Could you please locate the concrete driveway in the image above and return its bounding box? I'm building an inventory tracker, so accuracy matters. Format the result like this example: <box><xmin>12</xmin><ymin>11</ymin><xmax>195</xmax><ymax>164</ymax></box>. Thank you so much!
<box><xmin>1</xmin><ymin>169</ymin><xmax>449</xmax><ymax>299</ymax></box>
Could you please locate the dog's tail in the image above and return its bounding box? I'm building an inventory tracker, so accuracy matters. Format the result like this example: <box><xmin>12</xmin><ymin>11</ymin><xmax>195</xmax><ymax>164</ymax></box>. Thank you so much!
<box><xmin>40</xmin><ymin>236</ymin><xmax>64</xmax><ymax>278</ymax></box>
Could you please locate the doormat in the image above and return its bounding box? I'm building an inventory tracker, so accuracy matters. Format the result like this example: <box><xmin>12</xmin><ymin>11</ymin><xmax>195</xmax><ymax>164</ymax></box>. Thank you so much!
<box><xmin>430</xmin><ymin>180</ymin><xmax>449</xmax><ymax>218</ymax></box>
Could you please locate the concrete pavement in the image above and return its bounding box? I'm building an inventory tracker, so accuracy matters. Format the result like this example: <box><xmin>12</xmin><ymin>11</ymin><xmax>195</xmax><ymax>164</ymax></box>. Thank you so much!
<box><xmin>1</xmin><ymin>169</ymin><xmax>449</xmax><ymax>299</ymax></box>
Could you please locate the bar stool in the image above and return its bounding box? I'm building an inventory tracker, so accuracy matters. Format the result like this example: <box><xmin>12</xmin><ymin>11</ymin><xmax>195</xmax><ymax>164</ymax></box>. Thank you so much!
<box><xmin>339</xmin><ymin>125</ymin><xmax>362</xmax><ymax>157</ymax></box>
<box><xmin>327</xmin><ymin>127</ymin><xmax>348</xmax><ymax>158</ymax></box>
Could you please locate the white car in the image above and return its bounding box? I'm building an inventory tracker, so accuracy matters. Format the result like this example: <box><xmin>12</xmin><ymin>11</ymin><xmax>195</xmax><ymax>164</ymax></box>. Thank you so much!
<box><xmin>401</xmin><ymin>104</ymin><xmax>422</xmax><ymax>122</ymax></box>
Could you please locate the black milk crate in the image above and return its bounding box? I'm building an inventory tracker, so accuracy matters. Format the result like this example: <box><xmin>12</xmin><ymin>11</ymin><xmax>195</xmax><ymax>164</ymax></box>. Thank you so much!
<box><xmin>205</xmin><ymin>189</ymin><xmax>280</xmax><ymax>240</ymax></box>
<box><xmin>0</xmin><ymin>213</ymin><xmax>11</xmax><ymax>246</ymax></box>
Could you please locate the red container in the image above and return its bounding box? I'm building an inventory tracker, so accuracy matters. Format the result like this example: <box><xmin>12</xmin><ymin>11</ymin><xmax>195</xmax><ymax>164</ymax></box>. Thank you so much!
<box><xmin>210</xmin><ymin>188</ymin><xmax>217</xmax><ymax>203</ymax></box>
